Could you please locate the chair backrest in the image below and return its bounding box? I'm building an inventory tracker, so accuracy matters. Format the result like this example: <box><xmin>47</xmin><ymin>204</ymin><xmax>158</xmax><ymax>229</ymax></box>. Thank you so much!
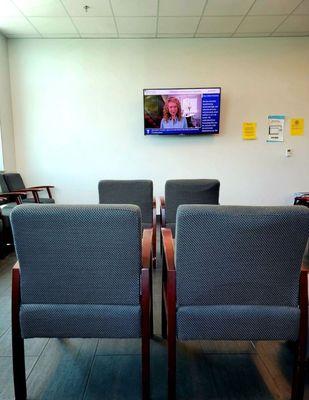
<box><xmin>11</xmin><ymin>205</ymin><xmax>142</xmax><ymax>306</ymax></box>
<box><xmin>4</xmin><ymin>173</ymin><xmax>26</xmax><ymax>191</ymax></box>
<box><xmin>0</xmin><ymin>173</ymin><xmax>9</xmax><ymax>195</ymax></box>
<box><xmin>165</xmin><ymin>179</ymin><xmax>220</xmax><ymax>224</ymax></box>
<box><xmin>175</xmin><ymin>205</ymin><xmax>309</xmax><ymax>307</ymax></box>
<box><xmin>98</xmin><ymin>180</ymin><xmax>153</xmax><ymax>224</ymax></box>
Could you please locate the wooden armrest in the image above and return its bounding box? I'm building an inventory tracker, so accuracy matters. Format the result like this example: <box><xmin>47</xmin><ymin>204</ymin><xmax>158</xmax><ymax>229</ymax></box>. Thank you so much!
<box><xmin>162</xmin><ymin>227</ymin><xmax>176</xmax><ymax>312</ymax></box>
<box><xmin>152</xmin><ymin>198</ymin><xmax>157</xmax><ymax>229</ymax></box>
<box><xmin>10</xmin><ymin>188</ymin><xmax>43</xmax><ymax>203</ymax></box>
<box><xmin>152</xmin><ymin>198</ymin><xmax>157</xmax><ymax>265</ymax></box>
<box><xmin>29</xmin><ymin>185</ymin><xmax>54</xmax><ymax>198</ymax></box>
<box><xmin>141</xmin><ymin>266</ymin><xmax>150</xmax><ymax>342</ymax></box>
<box><xmin>161</xmin><ymin>228</ymin><xmax>175</xmax><ymax>272</ymax></box>
<box><xmin>161</xmin><ymin>228</ymin><xmax>176</xmax><ymax>335</ymax></box>
<box><xmin>12</xmin><ymin>261</ymin><xmax>20</xmax><ymax>272</ymax></box>
<box><xmin>10</xmin><ymin>188</ymin><xmax>42</xmax><ymax>193</ymax></box>
<box><xmin>12</xmin><ymin>262</ymin><xmax>22</xmax><ymax>351</ymax></box>
<box><xmin>0</xmin><ymin>192</ymin><xmax>28</xmax><ymax>204</ymax></box>
<box><xmin>1</xmin><ymin>191</ymin><xmax>27</xmax><ymax>196</ymax></box>
<box><xmin>29</xmin><ymin>185</ymin><xmax>54</xmax><ymax>189</ymax></box>
<box><xmin>301</xmin><ymin>264</ymin><xmax>309</xmax><ymax>272</ymax></box>
<box><xmin>10</xmin><ymin>188</ymin><xmax>41</xmax><ymax>204</ymax></box>
<box><xmin>12</xmin><ymin>262</ymin><xmax>21</xmax><ymax>303</ymax></box>
<box><xmin>141</xmin><ymin>229</ymin><xmax>151</xmax><ymax>320</ymax></box>
<box><xmin>160</xmin><ymin>196</ymin><xmax>166</xmax><ymax>227</ymax></box>
<box><xmin>142</xmin><ymin>229</ymin><xmax>153</xmax><ymax>269</ymax></box>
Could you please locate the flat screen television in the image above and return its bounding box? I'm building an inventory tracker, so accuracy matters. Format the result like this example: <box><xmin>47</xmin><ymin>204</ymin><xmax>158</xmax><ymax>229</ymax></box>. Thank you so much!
<box><xmin>144</xmin><ymin>87</ymin><xmax>221</xmax><ymax>136</ymax></box>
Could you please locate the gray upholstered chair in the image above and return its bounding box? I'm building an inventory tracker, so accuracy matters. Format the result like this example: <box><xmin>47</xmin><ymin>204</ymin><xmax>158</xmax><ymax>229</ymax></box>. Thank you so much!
<box><xmin>11</xmin><ymin>205</ymin><xmax>151</xmax><ymax>400</ymax></box>
<box><xmin>98</xmin><ymin>180</ymin><xmax>156</xmax><ymax>267</ymax></box>
<box><xmin>162</xmin><ymin>205</ymin><xmax>309</xmax><ymax>400</ymax></box>
<box><xmin>160</xmin><ymin>179</ymin><xmax>220</xmax><ymax>237</ymax></box>
<box><xmin>0</xmin><ymin>174</ymin><xmax>30</xmax><ymax>251</ymax></box>
<box><xmin>4</xmin><ymin>172</ymin><xmax>54</xmax><ymax>203</ymax></box>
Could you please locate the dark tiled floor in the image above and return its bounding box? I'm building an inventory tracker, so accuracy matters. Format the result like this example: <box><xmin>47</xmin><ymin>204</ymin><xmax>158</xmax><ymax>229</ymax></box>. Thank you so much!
<box><xmin>0</xmin><ymin>252</ymin><xmax>309</xmax><ymax>399</ymax></box>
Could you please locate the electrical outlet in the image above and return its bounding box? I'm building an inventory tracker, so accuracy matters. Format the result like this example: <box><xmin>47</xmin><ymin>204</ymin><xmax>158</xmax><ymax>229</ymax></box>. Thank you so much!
<box><xmin>286</xmin><ymin>148</ymin><xmax>292</xmax><ymax>157</ymax></box>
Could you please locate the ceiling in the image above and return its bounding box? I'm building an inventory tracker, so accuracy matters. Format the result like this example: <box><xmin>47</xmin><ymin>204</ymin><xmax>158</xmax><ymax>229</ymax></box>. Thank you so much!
<box><xmin>0</xmin><ymin>0</ymin><xmax>309</xmax><ymax>39</ymax></box>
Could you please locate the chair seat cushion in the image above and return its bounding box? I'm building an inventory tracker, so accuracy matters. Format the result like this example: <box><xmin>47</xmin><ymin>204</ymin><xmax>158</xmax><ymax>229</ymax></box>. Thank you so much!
<box><xmin>21</xmin><ymin>304</ymin><xmax>141</xmax><ymax>338</ymax></box>
<box><xmin>38</xmin><ymin>198</ymin><xmax>55</xmax><ymax>204</ymax></box>
<box><xmin>21</xmin><ymin>198</ymin><xmax>36</xmax><ymax>203</ymax></box>
<box><xmin>177</xmin><ymin>305</ymin><xmax>300</xmax><ymax>341</ymax></box>
<box><xmin>22</xmin><ymin>198</ymin><xmax>55</xmax><ymax>204</ymax></box>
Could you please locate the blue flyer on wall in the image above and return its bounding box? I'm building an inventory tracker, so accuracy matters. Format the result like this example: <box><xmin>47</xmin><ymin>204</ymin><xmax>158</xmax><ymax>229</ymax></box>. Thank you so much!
<box><xmin>267</xmin><ymin>115</ymin><xmax>285</xmax><ymax>142</ymax></box>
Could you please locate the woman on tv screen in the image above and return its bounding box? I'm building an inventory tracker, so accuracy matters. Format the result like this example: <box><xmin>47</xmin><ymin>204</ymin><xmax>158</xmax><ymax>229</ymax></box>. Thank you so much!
<box><xmin>160</xmin><ymin>96</ymin><xmax>188</xmax><ymax>129</ymax></box>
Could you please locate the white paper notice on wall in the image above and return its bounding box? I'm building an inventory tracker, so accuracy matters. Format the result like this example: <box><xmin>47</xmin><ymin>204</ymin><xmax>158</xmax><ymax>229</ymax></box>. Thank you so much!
<box><xmin>267</xmin><ymin>115</ymin><xmax>285</xmax><ymax>142</ymax></box>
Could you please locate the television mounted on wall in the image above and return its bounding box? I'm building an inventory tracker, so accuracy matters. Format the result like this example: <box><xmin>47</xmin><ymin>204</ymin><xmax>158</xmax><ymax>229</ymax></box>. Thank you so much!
<box><xmin>144</xmin><ymin>87</ymin><xmax>221</xmax><ymax>136</ymax></box>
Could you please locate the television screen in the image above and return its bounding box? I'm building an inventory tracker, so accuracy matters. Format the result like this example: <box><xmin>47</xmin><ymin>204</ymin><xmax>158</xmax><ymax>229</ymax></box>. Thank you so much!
<box><xmin>144</xmin><ymin>87</ymin><xmax>221</xmax><ymax>136</ymax></box>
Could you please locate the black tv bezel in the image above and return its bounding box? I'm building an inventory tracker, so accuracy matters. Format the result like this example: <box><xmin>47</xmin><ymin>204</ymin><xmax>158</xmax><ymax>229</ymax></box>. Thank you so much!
<box><xmin>143</xmin><ymin>87</ymin><xmax>221</xmax><ymax>136</ymax></box>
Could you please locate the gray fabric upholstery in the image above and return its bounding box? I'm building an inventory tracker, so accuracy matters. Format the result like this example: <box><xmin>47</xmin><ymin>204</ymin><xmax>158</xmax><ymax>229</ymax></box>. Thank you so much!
<box><xmin>98</xmin><ymin>180</ymin><xmax>153</xmax><ymax>224</ymax></box>
<box><xmin>11</xmin><ymin>205</ymin><xmax>143</xmax><ymax>339</ymax></box>
<box><xmin>0</xmin><ymin>174</ymin><xmax>9</xmax><ymax>194</ymax></box>
<box><xmin>22</xmin><ymin>197</ymin><xmax>54</xmax><ymax>204</ymax></box>
<box><xmin>175</xmin><ymin>205</ymin><xmax>309</xmax><ymax>340</ymax></box>
<box><xmin>165</xmin><ymin>179</ymin><xmax>220</xmax><ymax>225</ymax></box>
<box><xmin>176</xmin><ymin>205</ymin><xmax>309</xmax><ymax>306</ymax></box>
<box><xmin>37</xmin><ymin>198</ymin><xmax>55</xmax><ymax>204</ymax></box>
<box><xmin>20</xmin><ymin>304</ymin><xmax>141</xmax><ymax>338</ymax></box>
<box><xmin>15</xmin><ymin>198</ymin><xmax>35</xmax><ymax>204</ymax></box>
<box><xmin>3</xmin><ymin>172</ymin><xmax>29</xmax><ymax>201</ymax></box>
<box><xmin>177</xmin><ymin>305</ymin><xmax>300</xmax><ymax>340</ymax></box>
<box><xmin>3</xmin><ymin>172</ymin><xmax>25</xmax><ymax>191</ymax></box>
<box><xmin>11</xmin><ymin>205</ymin><xmax>142</xmax><ymax>306</ymax></box>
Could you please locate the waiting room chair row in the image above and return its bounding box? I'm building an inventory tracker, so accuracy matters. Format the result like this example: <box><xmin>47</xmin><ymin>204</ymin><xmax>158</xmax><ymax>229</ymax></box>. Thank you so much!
<box><xmin>10</xmin><ymin>204</ymin><xmax>309</xmax><ymax>400</ymax></box>
<box><xmin>98</xmin><ymin>178</ymin><xmax>220</xmax><ymax>267</ymax></box>
<box><xmin>1</xmin><ymin>177</ymin><xmax>219</xmax><ymax>258</ymax></box>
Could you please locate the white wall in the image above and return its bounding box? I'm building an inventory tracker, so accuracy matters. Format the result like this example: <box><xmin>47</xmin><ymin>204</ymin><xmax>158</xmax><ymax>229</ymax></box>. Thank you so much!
<box><xmin>8</xmin><ymin>37</ymin><xmax>309</xmax><ymax>205</ymax></box>
<box><xmin>0</xmin><ymin>33</ymin><xmax>16</xmax><ymax>171</ymax></box>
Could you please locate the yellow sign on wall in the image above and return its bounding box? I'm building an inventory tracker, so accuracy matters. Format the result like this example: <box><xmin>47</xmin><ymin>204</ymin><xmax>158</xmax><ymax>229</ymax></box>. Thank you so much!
<box><xmin>290</xmin><ymin>118</ymin><xmax>304</xmax><ymax>136</ymax></box>
<box><xmin>242</xmin><ymin>122</ymin><xmax>257</xmax><ymax>140</ymax></box>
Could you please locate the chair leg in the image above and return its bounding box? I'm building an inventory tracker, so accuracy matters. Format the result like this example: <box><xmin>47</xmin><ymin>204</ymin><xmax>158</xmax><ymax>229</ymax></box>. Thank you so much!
<box><xmin>161</xmin><ymin>288</ymin><xmax>167</xmax><ymax>339</ymax></box>
<box><xmin>150</xmin><ymin>271</ymin><xmax>154</xmax><ymax>337</ymax></box>
<box><xmin>168</xmin><ymin>326</ymin><xmax>176</xmax><ymax>400</ymax></box>
<box><xmin>142</xmin><ymin>332</ymin><xmax>150</xmax><ymax>400</ymax></box>
<box><xmin>141</xmin><ymin>267</ymin><xmax>150</xmax><ymax>400</ymax></box>
<box><xmin>12</xmin><ymin>265</ymin><xmax>27</xmax><ymax>400</ymax></box>
<box><xmin>166</xmin><ymin>265</ymin><xmax>176</xmax><ymax>400</ymax></box>
<box><xmin>291</xmin><ymin>270</ymin><xmax>308</xmax><ymax>400</ymax></box>
<box><xmin>161</xmin><ymin>241</ymin><xmax>167</xmax><ymax>339</ymax></box>
<box><xmin>291</xmin><ymin>337</ymin><xmax>307</xmax><ymax>400</ymax></box>
<box><xmin>152</xmin><ymin>229</ymin><xmax>156</xmax><ymax>270</ymax></box>
<box><xmin>12</xmin><ymin>333</ymin><xmax>27</xmax><ymax>400</ymax></box>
